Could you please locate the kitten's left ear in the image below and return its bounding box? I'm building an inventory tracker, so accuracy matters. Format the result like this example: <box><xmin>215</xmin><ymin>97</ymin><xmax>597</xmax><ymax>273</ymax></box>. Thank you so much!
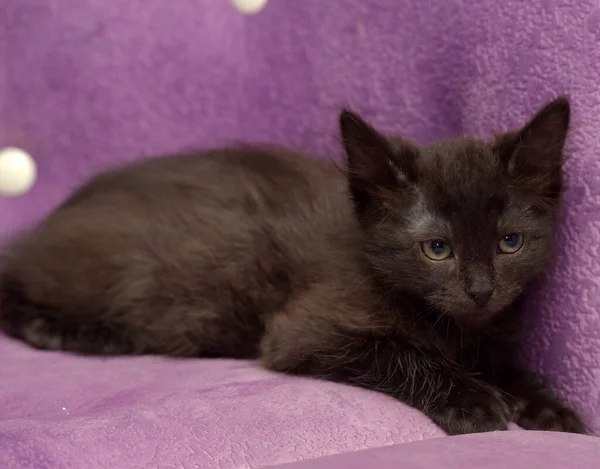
<box><xmin>498</xmin><ymin>97</ymin><xmax>570</xmax><ymax>202</ymax></box>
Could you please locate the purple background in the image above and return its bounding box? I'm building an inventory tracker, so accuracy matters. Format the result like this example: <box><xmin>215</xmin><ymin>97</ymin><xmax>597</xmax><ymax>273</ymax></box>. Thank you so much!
<box><xmin>1</xmin><ymin>0</ymin><xmax>599</xmax><ymax>467</ymax></box>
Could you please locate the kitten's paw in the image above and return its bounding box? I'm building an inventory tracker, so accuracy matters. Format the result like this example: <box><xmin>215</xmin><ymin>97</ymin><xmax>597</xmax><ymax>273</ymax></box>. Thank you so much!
<box><xmin>432</xmin><ymin>380</ymin><xmax>510</xmax><ymax>435</ymax></box>
<box><xmin>513</xmin><ymin>390</ymin><xmax>586</xmax><ymax>434</ymax></box>
<box><xmin>20</xmin><ymin>317</ymin><xmax>64</xmax><ymax>350</ymax></box>
<box><xmin>1</xmin><ymin>313</ymin><xmax>63</xmax><ymax>350</ymax></box>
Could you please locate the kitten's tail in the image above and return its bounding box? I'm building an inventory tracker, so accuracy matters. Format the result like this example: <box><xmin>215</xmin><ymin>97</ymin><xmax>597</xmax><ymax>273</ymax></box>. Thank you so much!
<box><xmin>0</xmin><ymin>270</ymin><xmax>139</xmax><ymax>355</ymax></box>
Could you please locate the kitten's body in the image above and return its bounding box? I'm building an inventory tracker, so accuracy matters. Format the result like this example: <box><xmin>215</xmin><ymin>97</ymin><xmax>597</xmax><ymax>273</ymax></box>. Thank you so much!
<box><xmin>0</xmin><ymin>148</ymin><xmax>358</xmax><ymax>357</ymax></box>
<box><xmin>0</xmin><ymin>99</ymin><xmax>586</xmax><ymax>435</ymax></box>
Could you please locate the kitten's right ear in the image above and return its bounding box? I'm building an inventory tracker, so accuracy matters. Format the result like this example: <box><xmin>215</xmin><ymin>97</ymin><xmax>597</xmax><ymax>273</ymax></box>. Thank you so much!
<box><xmin>340</xmin><ymin>110</ymin><xmax>417</xmax><ymax>219</ymax></box>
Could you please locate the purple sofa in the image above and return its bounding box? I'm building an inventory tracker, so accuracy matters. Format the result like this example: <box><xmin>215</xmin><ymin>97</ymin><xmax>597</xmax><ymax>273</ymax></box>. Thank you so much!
<box><xmin>1</xmin><ymin>0</ymin><xmax>599</xmax><ymax>467</ymax></box>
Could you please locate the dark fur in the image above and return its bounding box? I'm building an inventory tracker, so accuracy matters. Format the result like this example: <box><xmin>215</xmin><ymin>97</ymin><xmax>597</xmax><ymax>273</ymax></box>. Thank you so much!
<box><xmin>0</xmin><ymin>98</ymin><xmax>586</xmax><ymax>435</ymax></box>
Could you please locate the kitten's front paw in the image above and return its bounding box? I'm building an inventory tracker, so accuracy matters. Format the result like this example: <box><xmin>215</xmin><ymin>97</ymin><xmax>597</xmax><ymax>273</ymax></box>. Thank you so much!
<box><xmin>432</xmin><ymin>380</ymin><xmax>510</xmax><ymax>435</ymax></box>
<box><xmin>513</xmin><ymin>390</ymin><xmax>586</xmax><ymax>434</ymax></box>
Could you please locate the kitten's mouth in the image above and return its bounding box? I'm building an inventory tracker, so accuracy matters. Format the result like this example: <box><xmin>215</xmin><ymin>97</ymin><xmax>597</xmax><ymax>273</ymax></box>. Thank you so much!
<box><xmin>453</xmin><ymin>310</ymin><xmax>495</xmax><ymax>328</ymax></box>
<box><xmin>450</xmin><ymin>301</ymin><xmax>506</xmax><ymax>328</ymax></box>
<box><xmin>426</xmin><ymin>303</ymin><xmax>496</xmax><ymax>330</ymax></box>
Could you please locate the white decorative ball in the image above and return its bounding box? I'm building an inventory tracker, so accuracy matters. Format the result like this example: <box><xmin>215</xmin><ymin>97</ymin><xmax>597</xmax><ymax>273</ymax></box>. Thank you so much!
<box><xmin>0</xmin><ymin>147</ymin><xmax>37</xmax><ymax>197</ymax></box>
<box><xmin>231</xmin><ymin>0</ymin><xmax>268</xmax><ymax>15</ymax></box>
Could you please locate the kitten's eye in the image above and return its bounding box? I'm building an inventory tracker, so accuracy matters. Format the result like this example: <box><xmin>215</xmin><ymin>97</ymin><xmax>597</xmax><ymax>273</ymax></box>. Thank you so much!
<box><xmin>421</xmin><ymin>239</ymin><xmax>453</xmax><ymax>261</ymax></box>
<box><xmin>498</xmin><ymin>233</ymin><xmax>524</xmax><ymax>253</ymax></box>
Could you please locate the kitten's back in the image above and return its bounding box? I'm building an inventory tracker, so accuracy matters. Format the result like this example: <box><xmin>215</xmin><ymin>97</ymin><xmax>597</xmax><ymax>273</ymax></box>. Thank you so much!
<box><xmin>0</xmin><ymin>147</ymin><xmax>357</xmax><ymax>356</ymax></box>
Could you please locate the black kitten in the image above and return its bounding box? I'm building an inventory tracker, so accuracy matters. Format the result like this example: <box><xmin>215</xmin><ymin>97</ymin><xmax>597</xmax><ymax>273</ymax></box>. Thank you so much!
<box><xmin>0</xmin><ymin>97</ymin><xmax>586</xmax><ymax>435</ymax></box>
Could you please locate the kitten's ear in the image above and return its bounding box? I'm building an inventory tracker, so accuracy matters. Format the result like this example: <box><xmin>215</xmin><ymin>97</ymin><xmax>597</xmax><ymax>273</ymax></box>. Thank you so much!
<box><xmin>340</xmin><ymin>110</ymin><xmax>417</xmax><ymax>221</ymax></box>
<box><xmin>498</xmin><ymin>97</ymin><xmax>570</xmax><ymax>203</ymax></box>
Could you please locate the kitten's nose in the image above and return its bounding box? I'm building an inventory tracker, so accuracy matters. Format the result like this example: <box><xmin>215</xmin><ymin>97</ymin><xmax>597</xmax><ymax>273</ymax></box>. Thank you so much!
<box><xmin>464</xmin><ymin>269</ymin><xmax>494</xmax><ymax>306</ymax></box>
<box><xmin>468</xmin><ymin>286</ymin><xmax>493</xmax><ymax>306</ymax></box>
<box><xmin>464</xmin><ymin>265</ymin><xmax>494</xmax><ymax>306</ymax></box>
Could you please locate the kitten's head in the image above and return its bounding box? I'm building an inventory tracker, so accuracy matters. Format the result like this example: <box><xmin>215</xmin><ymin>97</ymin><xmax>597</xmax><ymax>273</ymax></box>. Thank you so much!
<box><xmin>340</xmin><ymin>98</ymin><xmax>570</xmax><ymax>325</ymax></box>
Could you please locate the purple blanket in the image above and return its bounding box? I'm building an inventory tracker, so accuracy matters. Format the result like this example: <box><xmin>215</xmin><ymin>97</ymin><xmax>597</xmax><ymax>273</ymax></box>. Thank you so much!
<box><xmin>0</xmin><ymin>336</ymin><xmax>445</xmax><ymax>468</ymax></box>
<box><xmin>1</xmin><ymin>0</ymin><xmax>599</xmax><ymax>467</ymax></box>
<box><xmin>275</xmin><ymin>432</ymin><xmax>600</xmax><ymax>469</ymax></box>
<box><xmin>1</xmin><ymin>336</ymin><xmax>598</xmax><ymax>468</ymax></box>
